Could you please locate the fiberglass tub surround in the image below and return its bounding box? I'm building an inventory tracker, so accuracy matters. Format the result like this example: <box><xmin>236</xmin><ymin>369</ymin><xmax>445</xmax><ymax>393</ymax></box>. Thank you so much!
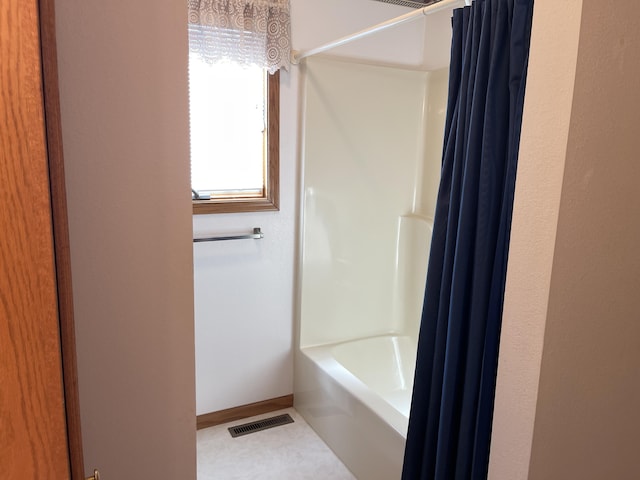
<box><xmin>295</xmin><ymin>57</ymin><xmax>448</xmax><ymax>479</ymax></box>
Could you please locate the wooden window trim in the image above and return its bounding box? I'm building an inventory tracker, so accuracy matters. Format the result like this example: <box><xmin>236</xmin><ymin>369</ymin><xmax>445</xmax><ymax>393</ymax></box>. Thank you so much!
<box><xmin>192</xmin><ymin>70</ymin><xmax>280</xmax><ymax>215</ymax></box>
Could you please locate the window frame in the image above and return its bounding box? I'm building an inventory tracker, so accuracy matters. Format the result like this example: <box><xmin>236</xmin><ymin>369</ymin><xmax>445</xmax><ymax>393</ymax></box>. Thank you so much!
<box><xmin>192</xmin><ymin>70</ymin><xmax>280</xmax><ymax>215</ymax></box>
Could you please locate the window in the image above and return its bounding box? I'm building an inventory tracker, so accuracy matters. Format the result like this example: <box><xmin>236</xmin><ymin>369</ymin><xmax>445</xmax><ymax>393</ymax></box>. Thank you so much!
<box><xmin>189</xmin><ymin>57</ymin><xmax>279</xmax><ymax>214</ymax></box>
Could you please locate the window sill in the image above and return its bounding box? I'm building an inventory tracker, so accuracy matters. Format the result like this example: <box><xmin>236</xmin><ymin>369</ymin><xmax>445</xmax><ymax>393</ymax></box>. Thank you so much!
<box><xmin>192</xmin><ymin>196</ymin><xmax>279</xmax><ymax>215</ymax></box>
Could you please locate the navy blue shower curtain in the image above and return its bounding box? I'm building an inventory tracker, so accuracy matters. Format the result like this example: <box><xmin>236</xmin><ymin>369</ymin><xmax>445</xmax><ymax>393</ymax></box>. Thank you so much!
<box><xmin>402</xmin><ymin>1</ymin><xmax>534</xmax><ymax>479</ymax></box>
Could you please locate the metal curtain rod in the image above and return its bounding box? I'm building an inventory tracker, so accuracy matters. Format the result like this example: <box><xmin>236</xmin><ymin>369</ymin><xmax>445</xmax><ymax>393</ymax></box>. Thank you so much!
<box><xmin>290</xmin><ymin>0</ymin><xmax>471</xmax><ymax>64</ymax></box>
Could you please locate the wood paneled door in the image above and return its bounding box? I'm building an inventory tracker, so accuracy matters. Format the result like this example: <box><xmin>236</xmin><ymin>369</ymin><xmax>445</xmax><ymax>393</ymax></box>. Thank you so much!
<box><xmin>1</xmin><ymin>0</ymin><xmax>84</xmax><ymax>478</ymax></box>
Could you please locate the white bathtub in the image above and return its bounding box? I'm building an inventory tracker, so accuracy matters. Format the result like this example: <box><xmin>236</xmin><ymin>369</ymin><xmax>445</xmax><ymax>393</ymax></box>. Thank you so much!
<box><xmin>312</xmin><ymin>335</ymin><xmax>417</xmax><ymax>435</ymax></box>
<box><xmin>294</xmin><ymin>334</ymin><xmax>417</xmax><ymax>479</ymax></box>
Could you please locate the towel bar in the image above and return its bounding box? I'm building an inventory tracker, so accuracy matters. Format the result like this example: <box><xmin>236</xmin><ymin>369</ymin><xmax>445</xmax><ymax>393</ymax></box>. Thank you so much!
<box><xmin>193</xmin><ymin>227</ymin><xmax>264</xmax><ymax>243</ymax></box>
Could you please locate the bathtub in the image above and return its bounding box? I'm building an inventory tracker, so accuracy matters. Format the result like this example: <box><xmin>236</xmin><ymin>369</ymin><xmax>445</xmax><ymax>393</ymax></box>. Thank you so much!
<box><xmin>294</xmin><ymin>334</ymin><xmax>417</xmax><ymax>479</ymax></box>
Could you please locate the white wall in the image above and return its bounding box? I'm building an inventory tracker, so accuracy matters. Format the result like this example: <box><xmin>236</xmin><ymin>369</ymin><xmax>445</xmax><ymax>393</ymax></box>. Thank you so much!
<box><xmin>55</xmin><ymin>0</ymin><xmax>196</xmax><ymax>478</ymax></box>
<box><xmin>194</xmin><ymin>0</ymin><xmax>449</xmax><ymax>414</ymax></box>
<box><xmin>292</xmin><ymin>0</ymin><xmax>427</xmax><ymax>67</ymax></box>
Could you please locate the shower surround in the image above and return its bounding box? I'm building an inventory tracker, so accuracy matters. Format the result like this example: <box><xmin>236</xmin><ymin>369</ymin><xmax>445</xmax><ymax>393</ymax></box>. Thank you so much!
<box><xmin>295</xmin><ymin>57</ymin><xmax>448</xmax><ymax>479</ymax></box>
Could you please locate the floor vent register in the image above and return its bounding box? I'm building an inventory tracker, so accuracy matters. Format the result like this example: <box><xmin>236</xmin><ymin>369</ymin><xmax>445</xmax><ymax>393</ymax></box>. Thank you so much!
<box><xmin>228</xmin><ymin>413</ymin><xmax>294</xmax><ymax>438</ymax></box>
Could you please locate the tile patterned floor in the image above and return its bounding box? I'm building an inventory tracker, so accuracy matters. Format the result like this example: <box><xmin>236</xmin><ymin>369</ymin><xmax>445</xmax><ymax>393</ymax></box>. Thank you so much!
<box><xmin>197</xmin><ymin>408</ymin><xmax>356</xmax><ymax>480</ymax></box>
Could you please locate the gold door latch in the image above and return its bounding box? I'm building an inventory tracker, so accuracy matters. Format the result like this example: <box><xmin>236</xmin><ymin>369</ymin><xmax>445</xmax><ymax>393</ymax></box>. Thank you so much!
<box><xmin>86</xmin><ymin>469</ymin><xmax>100</xmax><ymax>480</ymax></box>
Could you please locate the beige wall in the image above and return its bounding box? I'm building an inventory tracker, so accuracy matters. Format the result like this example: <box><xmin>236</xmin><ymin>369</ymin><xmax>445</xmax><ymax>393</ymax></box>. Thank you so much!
<box><xmin>528</xmin><ymin>1</ymin><xmax>640</xmax><ymax>478</ymax></box>
<box><xmin>491</xmin><ymin>1</ymin><xmax>640</xmax><ymax>478</ymax></box>
<box><xmin>489</xmin><ymin>1</ymin><xmax>583</xmax><ymax>476</ymax></box>
<box><xmin>54</xmin><ymin>0</ymin><xmax>196</xmax><ymax>478</ymax></box>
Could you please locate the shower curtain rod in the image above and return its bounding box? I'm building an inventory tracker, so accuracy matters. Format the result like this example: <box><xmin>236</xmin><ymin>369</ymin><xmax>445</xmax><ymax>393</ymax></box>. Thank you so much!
<box><xmin>290</xmin><ymin>0</ymin><xmax>471</xmax><ymax>64</ymax></box>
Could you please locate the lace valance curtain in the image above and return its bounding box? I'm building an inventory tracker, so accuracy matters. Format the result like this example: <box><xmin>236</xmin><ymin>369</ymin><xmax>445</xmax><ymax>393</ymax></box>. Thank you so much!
<box><xmin>188</xmin><ymin>0</ymin><xmax>291</xmax><ymax>73</ymax></box>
